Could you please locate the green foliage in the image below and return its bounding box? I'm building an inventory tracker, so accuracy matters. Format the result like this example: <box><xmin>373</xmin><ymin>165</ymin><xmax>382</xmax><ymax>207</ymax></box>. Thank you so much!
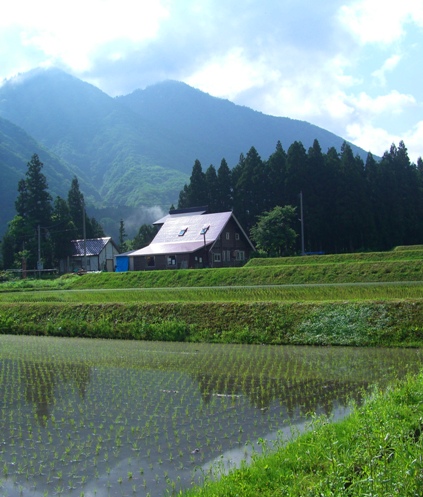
<box><xmin>295</xmin><ymin>304</ymin><xmax>390</xmax><ymax>345</ymax></box>
<box><xmin>250</xmin><ymin>205</ymin><xmax>298</xmax><ymax>256</ymax></box>
<box><xmin>179</xmin><ymin>139</ymin><xmax>423</xmax><ymax>254</ymax></box>
<box><xmin>132</xmin><ymin>223</ymin><xmax>157</xmax><ymax>250</ymax></box>
<box><xmin>2</xmin><ymin>163</ymin><xmax>104</xmax><ymax>270</ymax></box>
<box><xmin>1</xmin><ymin>299</ymin><xmax>423</xmax><ymax>347</ymax></box>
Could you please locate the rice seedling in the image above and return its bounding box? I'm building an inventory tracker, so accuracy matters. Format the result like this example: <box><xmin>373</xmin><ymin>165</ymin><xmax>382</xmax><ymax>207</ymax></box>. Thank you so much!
<box><xmin>0</xmin><ymin>336</ymin><xmax>421</xmax><ymax>495</ymax></box>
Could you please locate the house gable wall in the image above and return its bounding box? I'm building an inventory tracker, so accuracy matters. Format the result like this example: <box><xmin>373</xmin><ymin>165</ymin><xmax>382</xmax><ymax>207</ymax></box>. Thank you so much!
<box><xmin>66</xmin><ymin>239</ymin><xmax>119</xmax><ymax>273</ymax></box>
<box><xmin>210</xmin><ymin>217</ymin><xmax>252</xmax><ymax>267</ymax></box>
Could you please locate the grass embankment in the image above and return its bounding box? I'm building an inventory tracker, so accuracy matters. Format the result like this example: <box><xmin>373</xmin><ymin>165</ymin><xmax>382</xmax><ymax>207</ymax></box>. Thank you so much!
<box><xmin>65</xmin><ymin>259</ymin><xmax>423</xmax><ymax>289</ymax></box>
<box><xmin>1</xmin><ymin>247</ymin><xmax>422</xmax><ymax>291</ymax></box>
<box><xmin>1</xmin><ymin>247</ymin><xmax>423</xmax><ymax>346</ymax></box>
<box><xmin>245</xmin><ymin>249</ymin><xmax>423</xmax><ymax>267</ymax></box>
<box><xmin>183</xmin><ymin>372</ymin><xmax>423</xmax><ymax>496</ymax></box>
<box><xmin>1</xmin><ymin>300</ymin><xmax>423</xmax><ymax>347</ymax></box>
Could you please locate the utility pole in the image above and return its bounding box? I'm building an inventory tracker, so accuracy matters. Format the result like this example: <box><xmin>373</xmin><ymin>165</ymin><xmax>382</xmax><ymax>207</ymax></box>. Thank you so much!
<box><xmin>300</xmin><ymin>191</ymin><xmax>305</xmax><ymax>256</ymax></box>
<box><xmin>37</xmin><ymin>224</ymin><xmax>41</xmax><ymax>277</ymax></box>
<box><xmin>82</xmin><ymin>201</ymin><xmax>87</xmax><ymax>271</ymax></box>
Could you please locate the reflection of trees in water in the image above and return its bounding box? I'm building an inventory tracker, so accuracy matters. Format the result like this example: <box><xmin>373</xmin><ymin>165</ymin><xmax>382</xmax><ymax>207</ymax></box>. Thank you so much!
<box><xmin>22</xmin><ymin>361</ymin><xmax>91</xmax><ymax>425</ymax></box>
<box><xmin>194</xmin><ymin>372</ymin><xmax>368</xmax><ymax>416</ymax></box>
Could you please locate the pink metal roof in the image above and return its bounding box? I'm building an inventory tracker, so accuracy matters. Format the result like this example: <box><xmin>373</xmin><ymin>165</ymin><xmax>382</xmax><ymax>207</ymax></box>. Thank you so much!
<box><xmin>130</xmin><ymin>241</ymin><xmax>207</xmax><ymax>256</ymax></box>
<box><xmin>127</xmin><ymin>211</ymin><xmax>253</xmax><ymax>257</ymax></box>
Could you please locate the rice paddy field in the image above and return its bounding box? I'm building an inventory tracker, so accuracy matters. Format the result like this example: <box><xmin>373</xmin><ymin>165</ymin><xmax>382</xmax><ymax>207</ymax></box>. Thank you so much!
<box><xmin>0</xmin><ymin>335</ymin><xmax>422</xmax><ymax>497</ymax></box>
<box><xmin>1</xmin><ymin>281</ymin><xmax>423</xmax><ymax>304</ymax></box>
<box><xmin>1</xmin><ymin>246</ymin><xmax>423</xmax><ymax>495</ymax></box>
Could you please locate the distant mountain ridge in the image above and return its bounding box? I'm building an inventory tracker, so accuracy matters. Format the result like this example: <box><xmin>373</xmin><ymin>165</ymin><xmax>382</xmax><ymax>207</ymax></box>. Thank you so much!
<box><xmin>0</xmin><ymin>68</ymin><xmax>370</xmax><ymax>238</ymax></box>
<box><xmin>117</xmin><ymin>80</ymin><xmax>367</xmax><ymax>168</ymax></box>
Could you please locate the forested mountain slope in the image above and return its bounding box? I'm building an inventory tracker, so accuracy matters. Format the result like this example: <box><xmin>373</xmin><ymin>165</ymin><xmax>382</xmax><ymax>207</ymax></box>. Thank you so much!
<box><xmin>118</xmin><ymin>80</ymin><xmax>368</xmax><ymax>168</ymax></box>
<box><xmin>0</xmin><ymin>69</ymin><xmax>187</xmax><ymax>210</ymax></box>
<box><xmin>0</xmin><ymin>116</ymin><xmax>99</xmax><ymax>238</ymax></box>
<box><xmin>0</xmin><ymin>67</ymin><xmax>375</xmax><ymax>241</ymax></box>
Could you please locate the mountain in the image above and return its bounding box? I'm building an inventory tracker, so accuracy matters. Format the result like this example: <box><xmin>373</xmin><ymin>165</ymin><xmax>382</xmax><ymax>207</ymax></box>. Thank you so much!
<box><xmin>0</xmin><ymin>115</ymin><xmax>102</xmax><ymax>238</ymax></box>
<box><xmin>117</xmin><ymin>80</ymin><xmax>367</xmax><ymax>168</ymax></box>
<box><xmin>0</xmin><ymin>68</ymin><xmax>187</xmax><ymax>209</ymax></box>
<box><xmin>0</xmin><ymin>68</ymin><xmax>371</xmax><ymax>239</ymax></box>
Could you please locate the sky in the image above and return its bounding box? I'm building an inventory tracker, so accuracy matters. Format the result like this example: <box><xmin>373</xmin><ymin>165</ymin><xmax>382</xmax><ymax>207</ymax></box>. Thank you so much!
<box><xmin>1</xmin><ymin>0</ymin><xmax>422</xmax><ymax>162</ymax></box>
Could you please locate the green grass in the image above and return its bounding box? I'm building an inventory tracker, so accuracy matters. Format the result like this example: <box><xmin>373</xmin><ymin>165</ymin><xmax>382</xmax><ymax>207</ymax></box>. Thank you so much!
<box><xmin>1</xmin><ymin>300</ymin><xmax>423</xmax><ymax>347</ymax></box>
<box><xmin>1</xmin><ymin>246</ymin><xmax>423</xmax><ymax>346</ymax></box>
<box><xmin>1</xmin><ymin>246</ymin><xmax>422</xmax><ymax>292</ymax></box>
<box><xmin>59</xmin><ymin>260</ymin><xmax>423</xmax><ymax>290</ymax></box>
<box><xmin>246</xmin><ymin>248</ymin><xmax>423</xmax><ymax>266</ymax></box>
<box><xmin>183</xmin><ymin>371</ymin><xmax>423</xmax><ymax>496</ymax></box>
<box><xmin>1</xmin><ymin>282</ymin><xmax>423</xmax><ymax>303</ymax></box>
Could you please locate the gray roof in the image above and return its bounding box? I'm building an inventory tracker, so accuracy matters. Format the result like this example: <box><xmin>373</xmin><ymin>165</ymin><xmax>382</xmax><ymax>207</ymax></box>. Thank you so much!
<box><xmin>127</xmin><ymin>212</ymin><xmax>253</xmax><ymax>257</ymax></box>
<box><xmin>71</xmin><ymin>237</ymin><xmax>114</xmax><ymax>257</ymax></box>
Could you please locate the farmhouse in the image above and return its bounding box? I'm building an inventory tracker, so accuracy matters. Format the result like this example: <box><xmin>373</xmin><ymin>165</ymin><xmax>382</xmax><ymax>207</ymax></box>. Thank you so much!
<box><xmin>116</xmin><ymin>210</ymin><xmax>255</xmax><ymax>271</ymax></box>
<box><xmin>67</xmin><ymin>237</ymin><xmax>119</xmax><ymax>272</ymax></box>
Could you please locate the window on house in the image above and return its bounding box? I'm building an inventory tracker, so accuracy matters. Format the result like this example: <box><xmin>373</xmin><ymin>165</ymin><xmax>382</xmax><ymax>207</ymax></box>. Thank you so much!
<box><xmin>213</xmin><ymin>253</ymin><xmax>221</xmax><ymax>262</ymax></box>
<box><xmin>236</xmin><ymin>250</ymin><xmax>245</xmax><ymax>261</ymax></box>
<box><xmin>235</xmin><ymin>233</ymin><xmax>240</xmax><ymax>241</ymax></box>
<box><xmin>167</xmin><ymin>255</ymin><xmax>176</xmax><ymax>266</ymax></box>
<box><xmin>200</xmin><ymin>225</ymin><xmax>210</xmax><ymax>235</ymax></box>
<box><xmin>226</xmin><ymin>232</ymin><xmax>230</xmax><ymax>240</ymax></box>
<box><xmin>178</xmin><ymin>227</ymin><xmax>188</xmax><ymax>236</ymax></box>
<box><xmin>147</xmin><ymin>256</ymin><xmax>155</xmax><ymax>267</ymax></box>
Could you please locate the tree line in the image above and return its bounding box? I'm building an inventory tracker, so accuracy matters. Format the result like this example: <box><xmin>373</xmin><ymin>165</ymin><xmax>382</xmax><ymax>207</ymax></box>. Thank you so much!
<box><xmin>1</xmin><ymin>154</ymin><xmax>104</xmax><ymax>270</ymax></box>
<box><xmin>178</xmin><ymin>139</ymin><xmax>423</xmax><ymax>254</ymax></box>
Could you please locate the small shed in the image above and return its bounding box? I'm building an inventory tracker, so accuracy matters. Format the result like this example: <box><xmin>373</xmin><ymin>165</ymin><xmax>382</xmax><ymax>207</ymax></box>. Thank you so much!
<box><xmin>117</xmin><ymin>211</ymin><xmax>255</xmax><ymax>271</ymax></box>
<box><xmin>69</xmin><ymin>237</ymin><xmax>119</xmax><ymax>272</ymax></box>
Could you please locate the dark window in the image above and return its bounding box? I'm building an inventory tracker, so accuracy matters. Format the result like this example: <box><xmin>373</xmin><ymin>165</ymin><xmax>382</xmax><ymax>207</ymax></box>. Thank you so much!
<box><xmin>147</xmin><ymin>256</ymin><xmax>155</xmax><ymax>267</ymax></box>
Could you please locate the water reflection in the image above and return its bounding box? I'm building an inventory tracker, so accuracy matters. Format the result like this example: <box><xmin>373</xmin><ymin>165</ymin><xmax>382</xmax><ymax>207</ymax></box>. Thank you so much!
<box><xmin>21</xmin><ymin>361</ymin><xmax>91</xmax><ymax>425</ymax></box>
<box><xmin>0</xmin><ymin>339</ymin><xmax>421</xmax><ymax>497</ymax></box>
<box><xmin>196</xmin><ymin>372</ymin><xmax>368</xmax><ymax>414</ymax></box>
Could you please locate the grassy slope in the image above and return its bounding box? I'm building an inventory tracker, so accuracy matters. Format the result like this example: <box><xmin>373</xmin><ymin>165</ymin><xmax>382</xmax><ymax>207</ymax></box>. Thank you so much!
<box><xmin>1</xmin><ymin>247</ymin><xmax>423</xmax><ymax>347</ymax></box>
<box><xmin>65</xmin><ymin>260</ymin><xmax>423</xmax><ymax>289</ymax></box>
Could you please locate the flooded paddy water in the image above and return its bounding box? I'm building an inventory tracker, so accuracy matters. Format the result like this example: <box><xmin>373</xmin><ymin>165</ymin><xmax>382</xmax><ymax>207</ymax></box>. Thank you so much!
<box><xmin>0</xmin><ymin>335</ymin><xmax>421</xmax><ymax>496</ymax></box>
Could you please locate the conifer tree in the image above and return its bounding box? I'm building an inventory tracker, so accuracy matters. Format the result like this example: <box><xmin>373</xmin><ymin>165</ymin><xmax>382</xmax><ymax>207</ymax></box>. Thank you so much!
<box><xmin>50</xmin><ymin>196</ymin><xmax>76</xmax><ymax>263</ymax></box>
<box><xmin>119</xmin><ymin>219</ymin><xmax>127</xmax><ymax>252</ymax></box>
<box><xmin>67</xmin><ymin>176</ymin><xmax>85</xmax><ymax>239</ymax></box>
<box><xmin>12</xmin><ymin>153</ymin><xmax>53</xmax><ymax>268</ymax></box>
<box><xmin>216</xmin><ymin>158</ymin><xmax>233</xmax><ymax>211</ymax></box>
<box><xmin>204</xmin><ymin>164</ymin><xmax>219</xmax><ymax>211</ymax></box>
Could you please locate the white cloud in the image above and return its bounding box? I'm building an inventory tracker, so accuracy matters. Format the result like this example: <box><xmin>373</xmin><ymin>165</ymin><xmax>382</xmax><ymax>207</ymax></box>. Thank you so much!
<box><xmin>0</xmin><ymin>0</ymin><xmax>421</xmax><ymax>162</ymax></box>
<box><xmin>245</xmin><ymin>52</ymin><xmax>358</xmax><ymax>126</ymax></box>
<box><xmin>1</xmin><ymin>0</ymin><xmax>169</xmax><ymax>71</ymax></box>
<box><xmin>346</xmin><ymin>120</ymin><xmax>423</xmax><ymax>162</ymax></box>
<box><xmin>338</xmin><ymin>0</ymin><xmax>423</xmax><ymax>45</ymax></box>
<box><xmin>372</xmin><ymin>54</ymin><xmax>402</xmax><ymax>86</ymax></box>
<box><xmin>352</xmin><ymin>90</ymin><xmax>416</xmax><ymax>116</ymax></box>
<box><xmin>185</xmin><ymin>47</ymin><xmax>279</xmax><ymax>101</ymax></box>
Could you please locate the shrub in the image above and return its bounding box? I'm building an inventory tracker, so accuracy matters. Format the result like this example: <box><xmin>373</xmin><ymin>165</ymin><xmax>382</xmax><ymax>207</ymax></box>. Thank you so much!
<box><xmin>296</xmin><ymin>304</ymin><xmax>390</xmax><ymax>346</ymax></box>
